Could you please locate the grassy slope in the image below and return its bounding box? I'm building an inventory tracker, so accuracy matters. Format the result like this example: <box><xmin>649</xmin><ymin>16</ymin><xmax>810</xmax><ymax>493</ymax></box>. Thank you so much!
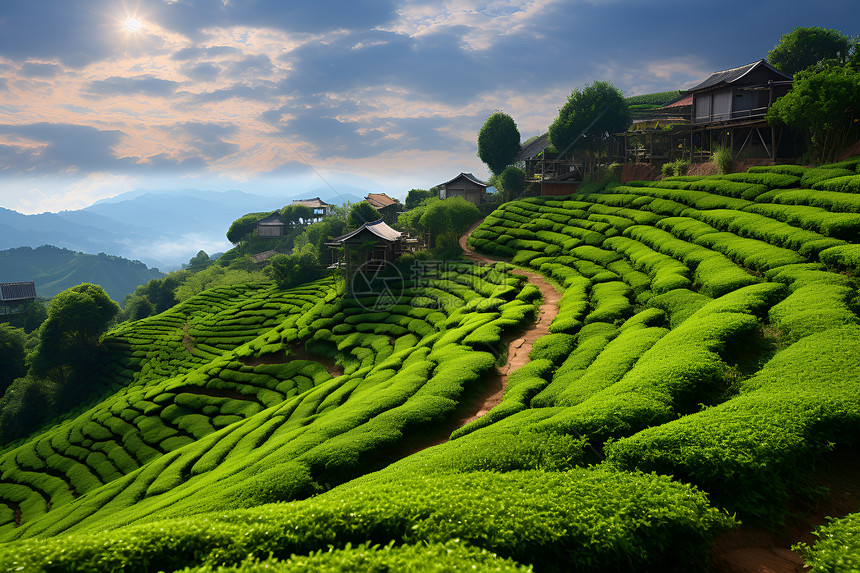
<box><xmin>0</xmin><ymin>158</ymin><xmax>859</xmax><ymax>570</ymax></box>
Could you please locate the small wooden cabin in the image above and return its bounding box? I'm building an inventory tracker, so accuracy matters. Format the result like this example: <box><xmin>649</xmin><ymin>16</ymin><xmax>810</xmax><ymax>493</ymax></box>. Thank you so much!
<box><xmin>256</xmin><ymin>212</ymin><xmax>285</xmax><ymax>238</ymax></box>
<box><xmin>326</xmin><ymin>219</ymin><xmax>407</xmax><ymax>280</ymax></box>
<box><xmin>0</xmin><ymin>281</ymin><xmax>36</xmax><ymax>315</ymax></box>
<box><xmin>685</xmin><ymin>59</ymin><xmax>793</xmax><ymax>160</ymax></box>
<box><xmin>438</xmin><ymin>173</ymin><xmax>488</xmax><ymax>205</ymax></box>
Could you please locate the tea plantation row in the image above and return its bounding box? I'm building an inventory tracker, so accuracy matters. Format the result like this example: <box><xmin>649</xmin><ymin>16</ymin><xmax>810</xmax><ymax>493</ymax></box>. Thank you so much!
<box><xmin>0</xmin><ymin>158</ymin><xmax>858</xmax><ymax>571</ymax></box>
<box><xmin>0</xmin><ymin>263</ymin><xmax>538</xmax><ymax>540</ymax></box>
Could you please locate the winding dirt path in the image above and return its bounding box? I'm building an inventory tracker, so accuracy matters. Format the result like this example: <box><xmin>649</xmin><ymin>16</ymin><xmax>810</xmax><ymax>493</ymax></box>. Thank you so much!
<box><xmin>453</xmin><ymin>219</ymin><xmax>560</xmax><ymax>426</ymax></box>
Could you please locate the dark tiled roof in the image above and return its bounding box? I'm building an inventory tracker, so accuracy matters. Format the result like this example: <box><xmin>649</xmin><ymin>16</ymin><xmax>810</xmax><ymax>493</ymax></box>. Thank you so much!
<box><xmin>517</xmin><ymin>133</ymin><xmax>550</xmax><ymax>160</ymax></box>
<box><xmin>250</xmin><ymin>250</ymin><xmax>278</xmax><ymax>263</ymax></box>
<box><xmin>439</xmin><ymin>172</ymin><xmax>489</xmax><ymax>188</ymax></box>
<box><xmin>0</xmin><ymin>282</ymin><xmax>36</xmax><ymax>301</ymax></box>
<box><xmin>257</xmin><ymin>212</ymin><xmax>284</xmax><ymax>226</ymax></box>
<box><xmin>685</xmin><ymin>59</ymin><xmax>791</xmax><ymax>93</ymax></box>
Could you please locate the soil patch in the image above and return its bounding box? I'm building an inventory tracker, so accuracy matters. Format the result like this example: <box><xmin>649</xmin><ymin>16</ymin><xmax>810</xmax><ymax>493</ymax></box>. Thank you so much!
<box><xmin>710</xmin><ymin>447</ymin><xmax>860</xmax><ymax>572</ymax></box>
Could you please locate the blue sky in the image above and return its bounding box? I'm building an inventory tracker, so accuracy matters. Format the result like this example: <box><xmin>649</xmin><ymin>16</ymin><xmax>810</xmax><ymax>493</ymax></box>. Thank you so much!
<box><xmin>0</xmin><ymin>0</ymin><xmax>856</xmax><ymax>213</ymax></box>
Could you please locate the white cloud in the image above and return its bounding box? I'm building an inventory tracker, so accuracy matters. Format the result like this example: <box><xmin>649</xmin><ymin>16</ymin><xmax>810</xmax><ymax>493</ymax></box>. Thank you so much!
<box><xmin>387</xmin><ymin>0</ymin><xmax>562</xmax><ymax>50</ymax></box>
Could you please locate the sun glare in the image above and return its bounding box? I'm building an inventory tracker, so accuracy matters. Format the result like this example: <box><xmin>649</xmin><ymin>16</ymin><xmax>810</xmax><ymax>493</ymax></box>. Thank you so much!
<box><xmin>122</xmin><ymin>16</ymin><xmax>143</xmax><ymax>33</ymax></box>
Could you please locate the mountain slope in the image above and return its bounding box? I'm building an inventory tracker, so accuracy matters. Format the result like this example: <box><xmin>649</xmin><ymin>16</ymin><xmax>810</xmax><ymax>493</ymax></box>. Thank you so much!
<box><xmin>2</xmin><ymin>188</ymin><xmax>363</xmax><ymax>270</ymax></box>
<box><xmin>0</xmin><ymin>245</ymin><xmax>163</xmax><ymax>301</ymax></box>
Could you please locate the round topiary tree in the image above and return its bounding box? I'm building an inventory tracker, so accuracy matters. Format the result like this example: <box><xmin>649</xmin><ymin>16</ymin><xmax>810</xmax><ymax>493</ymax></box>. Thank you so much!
<box><xmin>478</xmin><ymin>112</ymin><xmax>521</xmax><ymax>176</ymax></box>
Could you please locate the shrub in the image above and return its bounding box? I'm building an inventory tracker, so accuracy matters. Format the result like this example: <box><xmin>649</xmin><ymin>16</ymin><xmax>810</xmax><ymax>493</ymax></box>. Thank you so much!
<box><xmin>794</xmin><ymin>512</ymin><xmax>860</xmax><ymax>572</ymax></box>
<box><xmin>607</xmin><ymin>326</ymin><xmax>860</xmax><ymax>522</ymax></box>
<box><xmin>0</xmin><ymin>468</ymin><xmax>735</xmax><ymax>572</ymax></box>
<box><xmin>711</xmin><ymin>145</ymin><xmax>732</xmax><ymax>174</ymax></box>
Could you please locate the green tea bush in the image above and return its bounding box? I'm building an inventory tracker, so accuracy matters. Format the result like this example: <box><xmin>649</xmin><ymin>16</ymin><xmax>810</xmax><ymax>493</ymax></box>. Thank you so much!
<box><xmin>762</xmin><ymin>188</ymin><xmax>860</xmax><ymax>213</ymax></box>
<box><xmin>768</xmin><ymin>284</ymin><xmax>858</xmax><ymax>341</ymax></box>
<box><xmin>747</xmin><ymin>164</ymin><xmax>806</xmax><ymax>177</ymax></box>
<box><xmin>178</xmin><ymin>541</ymin><xmax>532</xmax><ymax>573</ymax></box>
<box><xmin>794</xmin><ymin>512</ymin><xmax>860</xmax><ymax>572</ymax></box>
<box><xmin>819</xmin><ymin>244</ymin><xmax>860</xmax><ymax>272</ymax></box>
<box><xmin>743</xmin><ymin>203</ymin><xmax>860</xmax><ymax>240</ymax></box>
<box><xmin>800</xmin><ymin>167</ymin><xmax>855</xmax><ymax>188</ymax></box>
<box><xmin>607</xmin><ymin>325</ymin><xmax>860</xmax><ymax>521</ymax></box>
<box><xmin>0</xmin><ymin>467</ymin><xmax>734</xmax><ymax>572</ymax></box>
<box><xmin>812</xmin><ymin>174</ymin><xmax>860</xmax><ymax>193</ymax></box>
<box><xmin>554</xmin><ymin>324</ymin><xmax>667</xmax><ymax>407</ymax></box>
<box><xmin>719</xmin><ymin>171</ymin><xmax>799</xmax><ymax>188</ymax></box>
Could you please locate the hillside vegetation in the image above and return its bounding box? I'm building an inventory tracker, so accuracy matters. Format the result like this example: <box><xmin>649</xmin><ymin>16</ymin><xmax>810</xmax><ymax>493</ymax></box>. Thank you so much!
<box><xmin>1</xmin><ymin>159</ymin><xmax>860</xmax><ymax>570</ymax></box>
<box><xmin>0</xmin><ymin>245</ymin><xmax>163</xmax><ymax>302</ymax></box>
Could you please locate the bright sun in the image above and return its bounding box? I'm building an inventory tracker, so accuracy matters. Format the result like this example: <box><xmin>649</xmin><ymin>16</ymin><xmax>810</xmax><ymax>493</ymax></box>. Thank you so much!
<box><xmin>122</xmin><ymin>16</ymin><xmax>143</xmax><ymax>33</ymax></box>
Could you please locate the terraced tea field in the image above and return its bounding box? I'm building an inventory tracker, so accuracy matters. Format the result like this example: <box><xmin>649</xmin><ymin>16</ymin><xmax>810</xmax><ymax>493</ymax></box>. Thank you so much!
<box><xmin>1</xmin><ymin>159</ymin><xmax>859</xmax><ymax>571</ymax></box>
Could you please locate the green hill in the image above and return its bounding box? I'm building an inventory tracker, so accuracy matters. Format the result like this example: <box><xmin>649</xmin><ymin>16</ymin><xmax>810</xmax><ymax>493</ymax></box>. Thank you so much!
<box><xmin>0</xmin><ymin>245</ymin><xmax>164</xmax><ymax>303</ymax></box>
<box><xmin>0</xmin><ymin>157</ymin><xmax>860</xmax><ymax>570</ymax></box>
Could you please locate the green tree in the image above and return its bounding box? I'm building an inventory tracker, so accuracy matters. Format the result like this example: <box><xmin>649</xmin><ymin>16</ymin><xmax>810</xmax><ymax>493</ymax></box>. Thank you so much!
<box><xmin>266</xmin><ymin>251</ymin><xmax>319</xmax><ymax>290</ymax></box>
<box><xmin>118</xmin><ymin>293</ymin><xmax>156</xmax><ymax>323</ymax></box>
<box><xmin>226</xmin><ymin>212</ymin><xmax>266</xmax><ymax>243</ymax></box>
<box><xmin>767</xmin><ymin>63</ymin><xmax>860</xmax><ymax>163</ymax></box>
<box><xmin>548</xmin><ymin>81</ymin><xmax>631</xmax><ymax>177</ymax></box>
<box><xmin>280</xmin><ymin>204</ymin><xmax>314</xmax><ymax>227</ymax></box>
<box><xmin>499</xmin><ymin>166</ymin><xmax>527</xmax><ymax>202</ymax></box>
<box><xmin>478</xmin><ymin>112</ymin><xmax>521</xmax><ymax>176</ymax></box>
<box><xmin>0</xmin><ymin>324</ymin><xmax>27</xmax><ymax>395</ymax></box>
<box><xmin>31</xmin><ymin>283</ymin><xmax>120</xmax><ymax>383</ymax></box>
<box><xmin>293</xmin><ymin>217</ymin><xmax>348</xmax><ymax>265</ymax></box>
<box><xmin>2</xmin><ymin>299</ymin><xmax>47</xmax><ymax>333</ymax></box>
<box><xmin>185</xmin><ymin>250</ymin><xmax>211</xmax><ymax>271</ymax></box>
<box><xmin>348</xmin><ymin>201</ymin><xmax>382</xmax><ymax>229</ymax></box>
<box><xmin>767</xmin><ymin>27</ymin><xmax>853</xmax><ymax>76</ymax></box>
<box><xmin>405</xmin><ymin>189</ymin><xmax>435</xmax><ymax>210</ymax></box>
<box><xmin>405</xmin><ymin>197</ymin><xmax>481</xmax><ymax>256</ymax></box>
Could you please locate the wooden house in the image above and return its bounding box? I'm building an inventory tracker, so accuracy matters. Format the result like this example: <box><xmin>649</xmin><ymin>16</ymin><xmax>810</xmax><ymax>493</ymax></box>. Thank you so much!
<box><xmin>325</xmin><ymin>219</ymin><xmax>408</xmax><ymax>280</ymax></box>
<box><xmin>615</xmin><ymin>95</ymin><xmax>693</xmax><ymax>165</ymax></box>
<box><xmin>438</xmin><ymin>173</ymin><xmax>489</xmax><ymax>205</ymax></box>
<box><xmin>685</xmin><ymin>59</ymin><xmax>793</xmax><ymax>160</ymax></box>
<box><xmin>365</xmin><ymin>193</ymin><xmax>401</xmax><ymax>225</ymax></box>
<box><xmin>292</xmin><ymin>197</ymin><xmax>334</xmax><ymax>223</ymax></box>
<box><xmin>516</xmin><ymin>137</ymin><xmax>583</xmax><ymax>196</ymax></box>
<box><xmin>256</xmin><ymin>212</ymin><xmax>285</xmax><ymax>238</ymax></box>
<box><xmin>0</xmin><ymin>281</ymin><xmax>36</xmax><ymax>315</ymax></box>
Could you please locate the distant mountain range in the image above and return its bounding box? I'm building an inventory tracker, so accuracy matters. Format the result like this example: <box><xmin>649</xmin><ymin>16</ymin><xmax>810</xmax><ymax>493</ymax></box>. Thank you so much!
<box><xmin>0</xmin><ymin>187</ymin><xmax>367</xmax><ymax>271</ymax></box>
<box><xmin>0</xmin><ymin>245</ymin><xmax>164</xmax><ymax>302</ymax></box>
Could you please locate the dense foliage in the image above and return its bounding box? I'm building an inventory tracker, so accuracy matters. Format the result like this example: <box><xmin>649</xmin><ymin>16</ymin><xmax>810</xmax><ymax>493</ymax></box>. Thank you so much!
<box><xmin>767</xmin><ymin>62</ymin><xmax>860</xmax><ymax>164</ymax></box>
<box><xmin>347</xmin><ymin>200</ymin><xmax>382</xmax><ymax>229</ymax></box>
<box><xmin>477</xmin><ymin>112</ymin><xmax>521</xmax><ymax>176</ymax></box>
<box><xmin>0</xmin><ymin>324</ymin><xmax>26</xmax><ymax>393</ymax></box>
<box><xmin>767</xmin><ymin>26</ymin><xmax>854</xmax><ymax>76</ymax></box>
<box><xmin>548</xmin><ymin>81</ymin><xmax>631</xmax><ymax>176</ymax></box>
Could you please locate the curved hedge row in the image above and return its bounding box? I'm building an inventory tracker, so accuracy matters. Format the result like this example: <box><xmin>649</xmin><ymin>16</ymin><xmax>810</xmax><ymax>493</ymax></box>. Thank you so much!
<box><xmin>0</xmin><ymin>264</ymin><xmax>538</xmax><ymax>542</ymax></box>
<box><xmin>464</xmin><ymin>161</ymin><xmax>860</xmax><ymax>534</ymax></box>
